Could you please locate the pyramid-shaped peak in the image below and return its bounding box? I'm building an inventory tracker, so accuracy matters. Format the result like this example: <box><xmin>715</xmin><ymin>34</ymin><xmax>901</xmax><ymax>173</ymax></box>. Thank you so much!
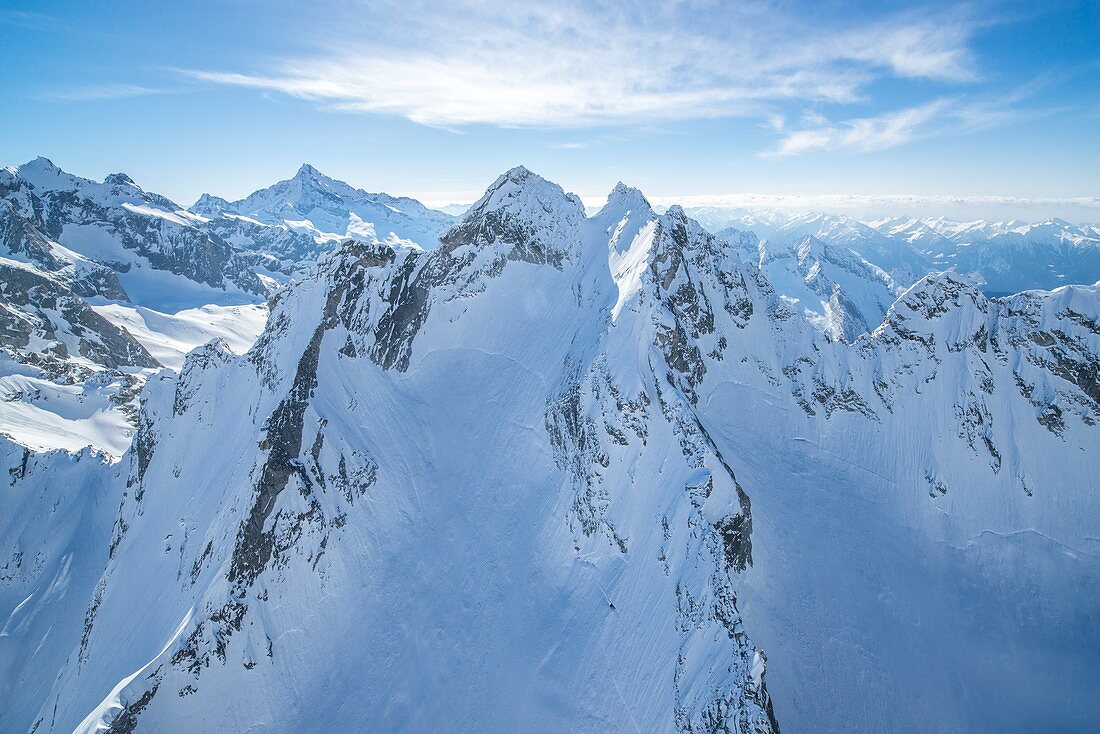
<box><xmin>26</xmin><ymin>156</ymin><xmax>60</xmax><ymax>170</ymax></box>
<box><xmin>606</xmin><ymin>182</ymin><xmax>651</xmax><ymax>209</ymax></box>
<box><xmin>500</xmin><ymin>165</ymin><xmax>536</xmax><ymax>181</ymax></box>
<box><xmin>295</xmin><ymin>163</ymin><xmax>327</xmax><ymax>180</ymax></box>
<box><xmin>470</xmin><ymin>166</ymin><xmax>583</xmax><ymax>219</ymax></box>
<box><xmin>15</xmin><ymin>156</ymin><xmax>63</xmax><ymax>178</ymax></box>
<box><xmin>190</xmin><ymin>192</ymin><xmax>233</xmax><ymax>216</ymax></box>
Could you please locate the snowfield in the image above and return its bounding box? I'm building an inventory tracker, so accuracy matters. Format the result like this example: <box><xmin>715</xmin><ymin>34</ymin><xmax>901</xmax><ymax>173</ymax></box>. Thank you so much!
<box><xmin>90</xmin><ymin>303</ymin><xmax>270</xmax><ymax>371</ymax></box>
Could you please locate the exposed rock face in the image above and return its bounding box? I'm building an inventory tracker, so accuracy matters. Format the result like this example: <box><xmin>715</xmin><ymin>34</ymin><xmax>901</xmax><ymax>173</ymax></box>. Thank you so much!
<box><xmin>0</xmin><ymin>200</ymin><xmax>129</xmax><ymax>301</ymax></box>
<box><xmin>1</xmin><ymin>158</ymin><xmax>264</xmax><ymax>306</ymax></box>
<box><xmin>0</xmin><ymin>261</ymin><xmax>157</xmax><ymax>371</ymax></box>
<box><xmin>1</xmin><ymin>168</ymin><xmax>1098</xmax><ymax>733</ymax></box>
<box><xmin>0</xmin><ymin>159</ymin><xmax>271</xmax><ymax>457</ymax></box>
<box><xmin>200</xmin><ymin>214</ymin><xmax>326</xmax><ymax>278</ymax></box>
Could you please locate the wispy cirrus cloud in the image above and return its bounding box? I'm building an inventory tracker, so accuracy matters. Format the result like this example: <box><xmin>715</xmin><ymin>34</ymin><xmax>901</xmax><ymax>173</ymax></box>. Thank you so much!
<box><xmin>767</xmin><ymin>100</ymin><xmax>954</xmax><ymax>156</ymax></box>
<box><xmin>181</xmin><ymin>0</ymin><xmax>987</xmax><ymax>129</ymax></box>
<box><xmin>37</xmin><ymin>83</ymin><xmax>167</xmax><ymax>102</ymax></box>
<box><xmin>0</xmin><ymin>8</ymin><xmax>61</xmax><ymax>31</ymax></box>
<box><xmin>767</xmin><ymin>78</ymin><xmax>1060</xmax><ymax>156</ymax></box>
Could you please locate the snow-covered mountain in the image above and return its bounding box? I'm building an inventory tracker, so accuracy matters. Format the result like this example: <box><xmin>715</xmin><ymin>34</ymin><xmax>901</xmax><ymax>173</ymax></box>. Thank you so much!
<box><xmin>717</xmin><ymin>229</ymin><xmax>898</xmax><ymax>342</ymax></box>
<box><xmin>3</xmin><ymin>166</ymin><xmax>1098</xmax><ymax>732</ymax></box>
<box><xmin>872</xmin><ymin>215</ymin><xmax>1100</xmax><ymax>294</ymax></box>
<box><xmin>191</xmin><ymin>164</ymin><xmax>456</xmax><ymax>262</ymax></box>
<box><xmin>691</xmin><ymin>209</ymin><xmax>932</xmax><ymax>287</ymax></box>
<box><xmin>1</xmin><ymin>158</ymin><xmax>264</xmax><ymax>310</ymax></box>
<box><xmin>0</xmin><ymin>159</ymin><xmax>270</xmax><ymax>455</ymax></box>
<box><xmin>0</xmin><ymin>256</ymin><xmax>157</xmax><ymax>455</ymax></box>
<box><xmin>692</xmin><ymin>207</ymin><xmax>1100</xmax><ymax>297</ymax></box>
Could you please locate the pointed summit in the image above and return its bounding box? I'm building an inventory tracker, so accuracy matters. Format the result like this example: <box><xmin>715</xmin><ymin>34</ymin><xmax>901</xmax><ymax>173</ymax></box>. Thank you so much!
<box><xmin>11</xmin><ymin>157</ymin><xmax>63</xmax><ymax>183</ymax></box>
<box><xmin>9</xmin><ymin>157</ymin><xmax>87</xmax><ymax>193</ymax></box>
<box><xmin>604</xmin><ymin>182</ymin><xmax>652</xmax><ymax>214</ymax></box>
<box><xmin>190</xmin><ymin>193</ymin><xmax>234</xmax><ymax>217</ymax></box>
<box><xmin>18</xmin><ymin>156</ymin><xmax>61</xmax><ymax>175</ymax></box>
<box><xmin>104</xmin><ymin>172</ymin><xmax>138</xmax><ymax>188</ymax></box>
<box><xmin>466</xmin><ymin>166</ymin><xmax>584</xmax><ymax>222</ymax></box>
<box><xmin>295</xmin><ymin>163</ymin><xmax>324</xmax><ymax>180</ymax></box>
<box><xmin>441</xmin><ymin>166</ymin><xmax>585</xmax><ymax>264</ymax></box>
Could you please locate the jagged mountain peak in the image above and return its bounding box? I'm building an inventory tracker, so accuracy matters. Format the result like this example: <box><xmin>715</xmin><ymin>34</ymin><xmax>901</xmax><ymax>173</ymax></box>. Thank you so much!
<box><xmin>878</xmin><ymin>270</ymin><xmax>988</xmax><ymax>336</ymax></box>
<box><xmin>466</xmin><ymin>165</ymin><xmax>585</xmax><ymax>223</ymax></box>
<box><xmin>606</xmin><ymin>181</ymin><xmax>651</xmax><ymax>209</ymax></box>
<box><xmin>438</xmin><ymin>168</ymin><xmax>585</xmax><ymax>268</ymax></box>
<box><xmin>664</xmin><ymin>203</ymin><xmax>688</xmax><ymax>220</ymax></box>
<box><xmin>190</xmin><ymin>165</ymin><xmax>456</xmax><ymax>251</ymax></box>
<box><xmin>4</xmin><ymin>160</ymin><xmax>1100</xmax><ymax>734</ymax></box>
<box><xmin>17</xmin><ymin>156</ymin><xmax>63</xmax><ymax>176</ymax></box>
<box><xmin>190</xmin><ymin>192</ymin><xmax>233</xmax><ymax>217</ymax></box>
<box><xmin>6</xmin><ymin>156</ymin><xmax>84</xmax><ymax>192</ymax></box>
<box><xmin>294</xmin><ymin>162</ymin><xmax>325</xmax><ymax>180</ymax></box>
<box><xmin>103</xmin><ymin>172</ymin><xmax>139</xmax><ymax>188</ymax></box>
<box><xmin>595</xmin><ymin>183</ymin><xmax>653</xmax><ymax>233</ymax></box>
<box><xmin>6</xmin><ymin>156</ymin><xmax>62</xmax><ymax>180</ymax></box>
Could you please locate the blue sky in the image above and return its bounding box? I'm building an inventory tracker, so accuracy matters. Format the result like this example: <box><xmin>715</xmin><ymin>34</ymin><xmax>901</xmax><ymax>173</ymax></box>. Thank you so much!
<box><xmin>1</xmin><ymin>0</ymin><xmax>1098</xmax><ymax>217</ymax></box>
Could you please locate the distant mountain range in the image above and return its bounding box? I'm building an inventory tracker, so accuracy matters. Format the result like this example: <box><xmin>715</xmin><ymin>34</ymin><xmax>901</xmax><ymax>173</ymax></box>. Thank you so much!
<box><xmin>689</xmin><ymin>207</ymin><xmax>1100</xmax><ymax>296</ymax></box>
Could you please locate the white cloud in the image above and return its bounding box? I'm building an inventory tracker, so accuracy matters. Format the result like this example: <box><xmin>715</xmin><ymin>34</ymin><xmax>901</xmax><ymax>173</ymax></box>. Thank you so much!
<box><xmin>769</xmin><ymin>99</ymin><xmax>952</xmax><ymax>156</ymax></box>
<box><xmin>765</xmin><ymin>83</ymin><xmax>1055</xmax><ymax>157</ymax></box>
<box><xmin>38</xmin><ymin>84</ymin><xmax>165</xmax><ymax>101</ymax></box>
<box><xmin>182</xmin><ymin>0</ymin><xmax>984</xmax><ymax>129</ymax></box>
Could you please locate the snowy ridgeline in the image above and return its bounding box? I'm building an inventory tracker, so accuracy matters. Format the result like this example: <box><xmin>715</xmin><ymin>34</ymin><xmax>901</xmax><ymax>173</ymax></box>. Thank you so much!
<box><xmin>0</xmin><ymin>164</ymin><xmax>1098</xmax><ymax>732</ymax></box>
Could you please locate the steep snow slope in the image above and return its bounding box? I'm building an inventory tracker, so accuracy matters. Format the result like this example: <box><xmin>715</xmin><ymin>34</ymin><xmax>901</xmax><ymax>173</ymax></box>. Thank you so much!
<box><xmin>0</xmin><ymin>437</ymin><xmax>120</xmax><ymax>716</ymax></box>
<box><xmin>191</xmin><ymin>164</ymin><xmax>456</xmax><ymax>257</ymax></box>
<box><xmin>2</xmin><ymin>168</ymin><xmax>1098</xmax><ymax>733</ymax></box>
<box><xmin>720</xmin><ymin>274</ymin><xmax>1100</xmax><ymax>731</ymax></box>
